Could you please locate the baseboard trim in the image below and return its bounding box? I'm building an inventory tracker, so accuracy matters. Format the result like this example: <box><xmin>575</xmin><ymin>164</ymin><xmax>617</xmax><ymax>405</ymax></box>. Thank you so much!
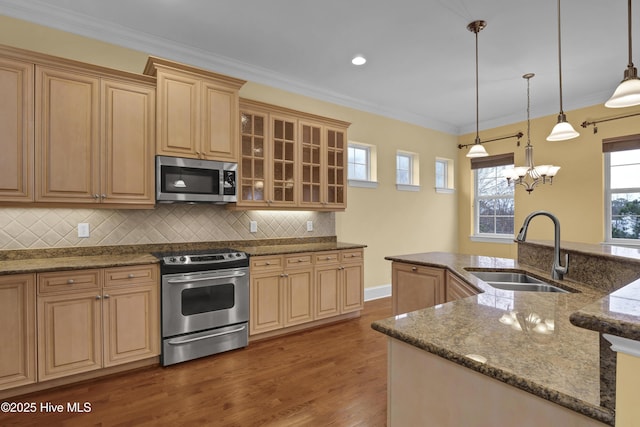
<box><xmin>365</xmin><ymin>284</ymin><xmax>391</xmax><ymax>301</ymax></box>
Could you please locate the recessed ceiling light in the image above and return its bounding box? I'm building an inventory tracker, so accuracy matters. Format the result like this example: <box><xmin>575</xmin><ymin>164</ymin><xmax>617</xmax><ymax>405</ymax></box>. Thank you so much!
<box><xmin>351</xmin><ymin>55</ymin><xmax>366</xmax><ymax>66</ymax></box>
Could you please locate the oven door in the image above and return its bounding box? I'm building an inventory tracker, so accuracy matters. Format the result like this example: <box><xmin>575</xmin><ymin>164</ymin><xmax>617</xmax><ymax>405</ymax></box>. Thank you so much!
<box><xmin>162</xmin><ymin>267</ymin><xmax>249</xmax><ymax>338</ymax></box>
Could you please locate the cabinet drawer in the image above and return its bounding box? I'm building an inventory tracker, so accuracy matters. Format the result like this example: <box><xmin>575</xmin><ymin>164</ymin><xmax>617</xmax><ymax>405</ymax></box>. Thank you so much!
<box><xmin>38</xmin><ymin>269</ymin><xmax>102</xmax><ymax>294</ymax></box>
<box><xmin>251</xmin><ymin>255</ymin><xmax>284</xmax><ymax>272</ymax></box>
<box><xmin>314</xmin><ymin>251</ymin><xmax>340</xmax><ymax>265</ymax></box>
<box><xmin>341</xmin><ymin>249</ymin><xmax>363</xmax><ymax>263</ymax></box>
<box><xmin>104</xmin><ymin>264</ymin><xmax>158</xmax><ymax>288</ymax></box>
<box><xmin>285</xmin><ymin>253</ymin><xmax>313</xmax><ymax>268</ymax></box>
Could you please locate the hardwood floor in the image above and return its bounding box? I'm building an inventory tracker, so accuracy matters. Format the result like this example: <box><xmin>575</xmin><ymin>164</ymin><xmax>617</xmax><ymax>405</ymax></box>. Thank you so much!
<box><xmin>1</xmin><ymin>297</ymin><xmax>391</xmax><ymax>427</ymax></box>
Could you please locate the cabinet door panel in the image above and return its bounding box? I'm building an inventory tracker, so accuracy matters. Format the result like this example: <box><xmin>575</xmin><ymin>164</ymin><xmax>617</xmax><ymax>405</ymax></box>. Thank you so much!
<box><xmin>250</xmin><ymin>273</ymin><xmax>283</xmax><ymax>335</ymax></box>
<box><xmin>299</xmin><ymin>121</ymin><xmax>322</xmax><ymax>206</ymax></box>
<box><xmin>37</xmin><ymin>291</ymin><xmax>102</xmax><ymax>381</ymax></box>
<box><xmin>103</xmin><ymin>284</ymin><xmax>159</xmax><ymax>367</ymax></box>
<box><xmin>201</xmin><ymin>80</ymin><xmax>238</xmax><ymax>161</ymax></box>
<box><xmin>392</xmin><ymin>263</ymin><xmax>445</xmax><ymax>315</ymax></box>
<box><xmin>325</xmin><ymin>127</ymin><xmax>346</xmax><ymax>208</ymax></box>
<box><xmin>271</xmin><ymin>115</ymin><xmax>297</xmax><ymax>205</ymax></box>
<box><xmin>36</xmin><ymin>66</ymin><xmax>100</xmax><ymax>202</ymax></box>
<box><xmin>102</xmin><ymin>79</ymin><xmax>155</xmax><ymax>204</ymax></box>
<box><xmin>156</xmin><ymin>70</ymin><xmax>199</xmax><ymax>158</ymax></box>
<box><xmin>0</xmin><ymin>274</ymin><xmax>36</xmax><ymax>390</ymax></box>
<box><xmin>285</xmin><ymin>269</ymin><xmax>313</xmax><ymax>326</ymax></box>
<box><xmin>0</xmin><ymin>58</ymin><xmax>33</xmax><ymax>202</ymax></box>
<box><xmin>342</xmin><ymin>263</ymin><xmax>364</xmax><ymax>313</ymax></box>
<box><xmin>239</xmin><ymin>110</ymin><xmax>270</xmax><ymax>205</ymax></box>
<box><xmin>315</xmin><ymin>267</ymin><xmax>340</xmax><ymax>319</ymax></box>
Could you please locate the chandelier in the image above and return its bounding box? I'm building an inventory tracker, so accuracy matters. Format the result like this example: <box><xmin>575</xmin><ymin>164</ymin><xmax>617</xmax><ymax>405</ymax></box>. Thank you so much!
<box><xmin>504</xmin><ymin>74</ymin><xmax>560</xmax><ymax>193</ymax></box>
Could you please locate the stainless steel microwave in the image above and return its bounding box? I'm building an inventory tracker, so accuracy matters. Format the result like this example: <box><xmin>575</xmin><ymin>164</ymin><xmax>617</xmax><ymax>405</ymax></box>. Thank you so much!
<box><xmin>156</xmin><ymin>156</ymin><xmax>237</xmax><ymax>204</ymax></box>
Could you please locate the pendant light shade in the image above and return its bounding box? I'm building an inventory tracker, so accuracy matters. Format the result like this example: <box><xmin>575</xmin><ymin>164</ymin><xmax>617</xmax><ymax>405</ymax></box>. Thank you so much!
<box><xmin>547</xmin><ymin>0</ymin><xmax>579</xmax><ymax>141</ymax></box>
<box><xmin>605</xmin><ymin>0</ymin><xmax>640</xmax><ymax>108</ymax></box>
<box><xmin>466</xmin><ymin>20</ymin><xmax>489</xmax><ymax>158</ymax></box>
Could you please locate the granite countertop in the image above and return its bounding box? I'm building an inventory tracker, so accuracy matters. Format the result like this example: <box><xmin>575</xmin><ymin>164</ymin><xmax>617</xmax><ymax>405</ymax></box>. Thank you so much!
<box><xmin>0</xmin><ymin>239</ymin><xmax>366</xmax><ymax>275</ymax></box>
<box><xmin>373</xmin><ymin>252</ymin><xmax>614</xmax><ymax>426</ymax></box>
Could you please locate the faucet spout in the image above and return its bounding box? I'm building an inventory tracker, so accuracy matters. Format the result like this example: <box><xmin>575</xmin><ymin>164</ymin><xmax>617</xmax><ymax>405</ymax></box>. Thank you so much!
<box><xmin>516</xmin><ymin>210</ymin><xmax>569</xmax><ymax>280</ymax></box>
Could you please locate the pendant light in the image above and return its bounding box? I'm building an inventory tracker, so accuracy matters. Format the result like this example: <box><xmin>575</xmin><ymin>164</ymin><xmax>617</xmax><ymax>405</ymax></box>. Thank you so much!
<box><xmin>504</xmin><ymin>74</ymin><xmax>560</xmax><ymax>193</ymax></box>
<box><xmin>547</xmin><ymin>0</ymin><xmax>579</xmax><ymax>141</ymax></box>
<box><xmin>466</xmin><ymin>20</ymin><xmax>489</xmax><ymax>158</ymax></box>
<box><xmin>605</xmin><ymin>0</ymin><xmax>640</xmax><ymax>108</ymax></box>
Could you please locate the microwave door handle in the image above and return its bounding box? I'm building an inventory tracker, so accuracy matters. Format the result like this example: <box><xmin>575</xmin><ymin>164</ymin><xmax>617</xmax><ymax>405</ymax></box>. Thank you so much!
<box><xmin>166</xmin><ymin>271</ymin><xmax>246</xmax><ymax>284</ymax></box>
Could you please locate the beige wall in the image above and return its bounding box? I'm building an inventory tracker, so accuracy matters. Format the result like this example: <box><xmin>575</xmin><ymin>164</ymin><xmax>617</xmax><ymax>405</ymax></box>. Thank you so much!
<box><xmin>0</xmin><ymin>15</ymin><xmax>460</xmax><ymax>290</ymax></box>
<box><xmin>457</xmin><ymin>102</ymin><xmax>640</xmax><ymax>258</ymax></box>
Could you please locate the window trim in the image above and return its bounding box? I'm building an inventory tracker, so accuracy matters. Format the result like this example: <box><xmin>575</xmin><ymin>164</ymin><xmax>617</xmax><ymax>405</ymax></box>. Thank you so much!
<box><xmin>472</xmin><ymin>154</ymin><xmax>515</xmax><ymax>241</ymax></box>
<box><xmin>348</xmin><ymin>141</ymin><xmax>378</xmax><ymax>187</ymax></box>
<box><xmin>603</xmin><ymin>135</ymin><xmax>640</xmax><ymax>245</ymax></box>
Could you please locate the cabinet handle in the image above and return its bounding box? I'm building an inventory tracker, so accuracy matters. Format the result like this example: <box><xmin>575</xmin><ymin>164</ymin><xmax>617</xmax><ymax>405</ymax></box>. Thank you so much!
<box><xmin>95</xmin><ymin>295</ymin><xmax>101</xmax><ymax>300</ymax></box>
<box><xmin>128</xmin><ymin>273</ymin><xmax>135</xmax><ymax>279</ymax></box>
<box><xmin>104</xmin><ymin>294</ymin><xmax>110</xmax><ymax>299</ymax></box>
<box><xmin>411</xmin><ymin>267</ymin><xmax>418</xmax><ymax>272</ymax></box>
<box><xmin>67</xmin><ymin>279</ymin><xmax>75</xmax><ymax>285</ymax></box>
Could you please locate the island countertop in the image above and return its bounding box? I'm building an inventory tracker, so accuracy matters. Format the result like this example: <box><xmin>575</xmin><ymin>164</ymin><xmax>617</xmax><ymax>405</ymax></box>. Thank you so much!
<box><xmin>373</xmin><ymin>251</ymin><xmax>614</xmax><ymax>425</ymax></box>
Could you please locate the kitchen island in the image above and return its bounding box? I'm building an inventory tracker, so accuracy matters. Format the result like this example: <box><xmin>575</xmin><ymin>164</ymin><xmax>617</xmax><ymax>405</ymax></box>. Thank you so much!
<box><xmin>372</xmin><ymin>251</ymin><xmax>615</xmax><ymax>426</ymax></box>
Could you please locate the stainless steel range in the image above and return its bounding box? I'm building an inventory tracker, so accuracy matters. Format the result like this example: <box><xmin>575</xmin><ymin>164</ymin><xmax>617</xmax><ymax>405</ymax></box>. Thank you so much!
<box><xmin>157</xmin><ymin>249</ymin><xmax>249</xmax><ymax>366</ymax></box>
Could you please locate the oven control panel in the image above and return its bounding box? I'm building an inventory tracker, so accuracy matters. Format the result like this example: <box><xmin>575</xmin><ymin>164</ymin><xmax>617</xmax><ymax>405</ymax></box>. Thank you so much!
<box><xmin>162</xmin><ymin>252</ymin><xmax>247</xmax><ymax>266</ymax></box>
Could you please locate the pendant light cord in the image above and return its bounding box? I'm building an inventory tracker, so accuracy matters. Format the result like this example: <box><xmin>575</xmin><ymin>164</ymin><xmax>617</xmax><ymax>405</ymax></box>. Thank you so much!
<box><xmin>527</xmin><ymin>76</ymin><xmax>532</xmax><ymax>146</ymax></box>
<box><xmin>475</xmin><ymin>27</ymin><xmax>480</xmax><ymax>144</ymax></box>
<box><xmin>628</xmin><ymin>0</ymin><xmax>634</xmax><ymax>68</ymax></box>
<box><xmin>557</xmin><ymin>0</ymin><xmax>564</xmax><ymax>114</ymax></box>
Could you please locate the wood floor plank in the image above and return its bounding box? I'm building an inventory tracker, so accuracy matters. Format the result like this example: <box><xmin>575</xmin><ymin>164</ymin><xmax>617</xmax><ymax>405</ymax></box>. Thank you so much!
<box><xmin>0</xmin><ymin>298</ymin><xmax>391</xmax><ymax>427</ymax></box>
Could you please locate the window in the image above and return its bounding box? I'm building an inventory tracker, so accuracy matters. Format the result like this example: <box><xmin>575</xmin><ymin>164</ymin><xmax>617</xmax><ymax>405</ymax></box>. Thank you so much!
<box><xmin>604</xmin><ymin>135</ymin><xmax>640</xmax><ymax>243</ymax></box>
<box><xmin>435</xmin><ymin>157</ymin><xmax>454</xmax><ymax>193</ymax></box>
<box><xmin>348</xmin><ymin>142</ymin><xmax>377</xmax><ymax>188</ymax></box>
<box><xmin>472</xmin><ymin>153</ymin><xmax>515</xmax><ymax>239</ymax></box>
<box><xmin>396</xmin><ymin>151</ymin><xmax>419</xmax><ymax>191</ymax></box>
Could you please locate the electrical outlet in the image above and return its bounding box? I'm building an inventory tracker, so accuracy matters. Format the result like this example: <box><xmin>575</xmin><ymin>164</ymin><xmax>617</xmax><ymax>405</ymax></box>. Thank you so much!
<box><xmin>306</xmin><ymin>220</ymin><xmax>313</xmax><ymax>232</ymax></box>
<box><xmin>250</xmin><ymin>221</ymin><xmax>258</xmax><ymax>233</ymax></box>
<box><xmin>78</xmin><ymin>223</ymin><xmax>90</xmax><ymax>238</ymax></box>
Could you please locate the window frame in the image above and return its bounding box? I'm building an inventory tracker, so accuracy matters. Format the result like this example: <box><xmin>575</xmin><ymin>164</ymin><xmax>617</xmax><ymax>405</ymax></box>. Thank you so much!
<box><xmin>471</xmin><ymin>153</ymin><xmax>515</xmax><ymax>243</ymax></box>
<box><xmin>603</xmin><ymin>135</ymin><xmax>640</xmax><ymax>245</ymax></box>
<box><xmin>396</xmin><ymin>150</ymin><xmax>420</xmax><ymax>191</ymax></box>
<box><xmin>347</xmin><ymin>141</ymin><xmax>378</xmax><ymax>188</ymax></box>
<box><xmin>435</xmin><ymin>157</ymin><xmax>455</xmax><ymax>194</ymax></box>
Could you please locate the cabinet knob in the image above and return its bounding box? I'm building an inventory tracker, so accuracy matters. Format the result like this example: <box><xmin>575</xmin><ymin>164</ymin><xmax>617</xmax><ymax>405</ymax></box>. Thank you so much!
<box><xmin>93</xmin><ymin>194</ymin><xmax>100</xmax><ymax>199</ymax></box>
<box><xmin>411</xmin><ymin>267</ymin><xmax>418</xmax><ymax>272</ymax></box>
<box><xmin>104</xmin><ymin>294</ymin><xmax>110</xmax><ymax>299</ymax></box>
<box><xmin>95</xmin><ymin>295</ymin><xmax>101</xmax><ymax>300</ymax></box>
<box><xmin>298</xmin><ymin>259</ymin><xmax>304</xmax><ymax>263</ymax></box>
<box><xmin>265</xmin><ymin>262</ymin><xmax>271</xmax><ymax>266</ymax></box>
<box><xmin>128</xmin><ymin>273</ymin><xmax>135</xmax><ymax>279</ymax></box>
<box><xmin>101</xmin><ymin>194</ymin><xmax>107</xmax><ymax>199</ymax></box>
<box><xmin>67</xmin><ymin>279</ymin><xmax>75</xmax><ymax>285</ymax></box>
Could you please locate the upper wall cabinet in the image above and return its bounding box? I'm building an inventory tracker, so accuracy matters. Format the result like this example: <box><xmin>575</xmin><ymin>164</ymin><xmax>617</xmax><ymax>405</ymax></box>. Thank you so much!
<box><xmin>239</xmin><ymin>99</ymin><xmax>349</xmax><ymax>211</ymax></box>
<box><xmin>0</xmin><ymin>45</ymin><xmax>156</xmax><ymax>208</ymax></box>
<box><xmin>0</xmin><ymin>57</ymin><xmax>34</xmax><ymax>202</ymax></box>
<box><xmin>144</xmin><ymin>57</ymin><xmax>246</xmax><ymax>162</ymax></box>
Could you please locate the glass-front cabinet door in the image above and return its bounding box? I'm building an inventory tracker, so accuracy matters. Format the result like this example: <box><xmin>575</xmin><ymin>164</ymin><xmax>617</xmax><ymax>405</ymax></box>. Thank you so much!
<box><xmin>271</xmin><ymin>115</ymin><xmax>297</xmax><ymax>206</ymax></box>
<box><xmin>299</xmin><ymin>121</ymin><xmax>322</xmax><ymax>206</ymax></box>
<box><xmin>239</xmin><ymin>111</ymin><xmax>269</xmax><ymax>206</ymax></box>
<box><xmin>325</xmin><ymin>127</ymin><xmax>346</xmax><ymax>209</ymax></box>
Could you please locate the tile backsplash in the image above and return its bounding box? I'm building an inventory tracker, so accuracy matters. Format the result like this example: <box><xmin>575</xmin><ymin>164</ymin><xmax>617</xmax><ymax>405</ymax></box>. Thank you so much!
<box><xmin>0</xmin><ymin>205</ymin><xmax>334</xmax><ymax>250</ymax></box>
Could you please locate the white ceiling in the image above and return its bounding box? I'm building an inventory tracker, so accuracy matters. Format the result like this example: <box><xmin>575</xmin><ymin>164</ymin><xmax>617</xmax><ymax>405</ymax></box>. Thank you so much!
<box><xmin>0</xmin><ymin>0</ymin><xmax>636</xmax><ymax>135</ymax></box>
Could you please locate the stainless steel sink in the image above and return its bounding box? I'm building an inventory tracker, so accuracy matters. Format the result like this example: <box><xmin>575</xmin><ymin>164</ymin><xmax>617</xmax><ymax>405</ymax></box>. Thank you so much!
<box><xmin>468</xmin><ymin>271</ymin><xmax>570</xmax><ymax>293</ymax></box>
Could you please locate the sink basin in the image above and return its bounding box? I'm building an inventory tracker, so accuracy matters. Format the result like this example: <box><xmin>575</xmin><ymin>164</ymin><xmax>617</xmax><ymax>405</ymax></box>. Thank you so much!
<box><xmin>469</xmin><ymin>271</ymin><xmax>569</xmax><ymax>293</ymax></box>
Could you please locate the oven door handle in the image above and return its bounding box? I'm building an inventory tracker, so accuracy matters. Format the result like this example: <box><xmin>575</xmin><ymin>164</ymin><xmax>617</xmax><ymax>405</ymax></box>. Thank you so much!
<box><xmin>166</xmin><ymin>271</ymin><xmax>246</xmax><ymax>284</ymax></box>
<box><xmin>166</xmin><ymin>325</ymin><xmax>247</xmax><ymax>345</ymax></box>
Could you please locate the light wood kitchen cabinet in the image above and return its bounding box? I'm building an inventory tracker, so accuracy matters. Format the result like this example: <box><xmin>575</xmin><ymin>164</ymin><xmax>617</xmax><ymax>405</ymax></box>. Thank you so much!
<box><xmin>0</xmin><ymin>45</ymin><xmax>156</xmax><ymax>208</ymax></box>
<box><xmin>250</xmin><ymin>249</ymin><xmax>364</xmax><ymax>338</ymax></box>
<box><xmin>102</xmin><ymin>265</ymin><xmax>160</xmax><ymax>367</ymax></box>
<box><xmin>37</xmin><ymin>269</ymin><xmax>103</xmax><ymax>381</ymax></box>
<box><xmin>238</xmin><ymin>99</ymin><xmax>350</xmax><ymax>211</ymax></box>
<box><xmin>446</xmin><ymin>271</ymin><xmax>480</xmax><ymax>302</ymax></box>
<box><xmin>249</xmin><ymin>254</ymin><xmax>314</xmax><ymax>335</ymax></box>
<box><xmin>37</xmin><ymin>265</ymin><xmax>159</xmax><ymax>381</ymax></box>
<box><xmin>144</xmin><ymin>56</ymin><xmax>246</xmax><ymax>162</ymax></box>
<box><xmin>391</xmin><ymin>262</ymin><xmax>445</xmax><ymax>315</ymax></box>
<box><xmin>35</xmin><ymin>66</ymin><xmax>156</xmax><ymax>206</ymax></box>
<box><xmin>35</xmin><ymin>65</ymin><xmax>100</xmax><ymax>203</ymax></box>
<box><xmin>0</xmin><ymin>57</ymin><xmax>34</xmax><ymax>202</ymax></box>
<box><xmin>0</xmin><ymin>274</ymin><xmax>36</xmax><ymax>390</ymax></box>
<box><xmin>315</xmin><ymin>249</ymin><xmax>364</xmax><ymax>320</ymax></box>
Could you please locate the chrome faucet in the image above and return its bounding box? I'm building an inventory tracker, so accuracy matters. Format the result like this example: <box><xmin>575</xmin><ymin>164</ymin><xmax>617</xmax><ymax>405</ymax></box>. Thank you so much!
<box><xmin>516</xmin><ymin>210</ymin><xmax>569</xmax><ymax>280</ymax></box>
